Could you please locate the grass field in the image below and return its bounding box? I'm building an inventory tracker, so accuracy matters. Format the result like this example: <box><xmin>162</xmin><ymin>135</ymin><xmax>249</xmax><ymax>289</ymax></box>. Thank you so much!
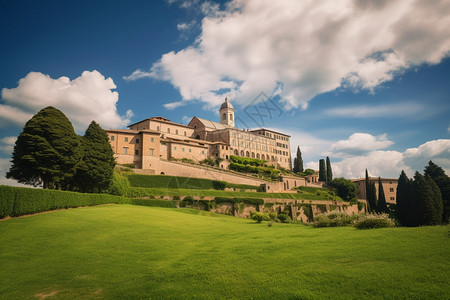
<box><xmin>0</xmin><ymin>205</ymin><xmax>448</xmax><ymax>299</ymax></box>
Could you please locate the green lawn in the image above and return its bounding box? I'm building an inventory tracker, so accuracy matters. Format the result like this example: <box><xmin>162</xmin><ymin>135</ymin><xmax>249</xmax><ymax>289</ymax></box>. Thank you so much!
<box><xmin>0</xmin><ymin>205</ymin><xmax>448</xmax><ymax>299</ymax></box>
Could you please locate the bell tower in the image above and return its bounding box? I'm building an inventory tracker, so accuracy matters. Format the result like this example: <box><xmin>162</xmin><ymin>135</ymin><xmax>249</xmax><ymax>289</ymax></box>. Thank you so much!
<box><xmin>219</xmin><ymin>97</ymin><xmax>235</xmax><ymax>127</ymax></box>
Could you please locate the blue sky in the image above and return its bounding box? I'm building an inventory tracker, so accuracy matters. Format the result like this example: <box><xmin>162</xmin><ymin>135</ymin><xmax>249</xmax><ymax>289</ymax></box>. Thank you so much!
<box><xmin>1</xmin><ymin>0</ymin><xmax>449</xmax><ymax>185</ymax></box>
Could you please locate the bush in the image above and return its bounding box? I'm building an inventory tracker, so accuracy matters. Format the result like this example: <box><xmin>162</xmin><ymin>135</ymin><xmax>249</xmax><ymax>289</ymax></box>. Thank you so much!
<box><xmin>250</xmin><ymin>211</ymin><xmax>270</xmax><ymax>223</ymax></box>
<box><xmin>179</xmin><ymin>196</ymin><xmax>194</xmax><ymax>207</ymax></box>
<box><xmin>354</xmin><ymin>214</ymin><xmax>395</xmax><ymax>229</ymax></box>
<box><xmin>129</xmin><ymin>198</ymin><xmax>177</xmax><ymax>208</ymax></box>
<box><xmin>313</xmin><ymin>212</ymin><xmax>358</xmax><ymax>227</ymax></box>
<box><xmin>212</xmin><ymin>180</ymin><xmax>227</xmax><ymax>190</ymax></box>
<box><xmin>0</xmin><ymin>185</ymin><xmax>129</xmax><ymax>218</ymax></box>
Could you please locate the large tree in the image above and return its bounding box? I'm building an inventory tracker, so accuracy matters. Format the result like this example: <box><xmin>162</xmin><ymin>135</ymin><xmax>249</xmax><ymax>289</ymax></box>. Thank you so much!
<box><xmin>424</xmin><ymin>160</ymin><xmax>449</xmax><ymax>223</ymax></box>
<box><xmin>326</xmin><ymin>156</ymin><xmax>332</xmax><ymax>183</ymax></box>
<box><xmin>365</xmin><ymin>169</ymin><xmax>377</xmax><ymax>212</ymax></box>
<box><xmin>425</xmin><ymin>175</ymin><xmax>443</xmax><ymax>225</ymax></box>
<box><xmin>395</xmin><ymin>171</ymin><xmax>411</xmax><ymax>226</ymax></box>
<box><xmin>73</xmin><ymin>121</ymin><xmax>116</xmax><ymax>193</ymax></box>
<box><xmin>330</xmin><ymin>177</ymin><xmax>357</xmax><ymax>202</ymax></box>
<box><xmin>7</xmin><ymin>106</ymin><xmax>81</xmax><ymax>189</ymax></box>
<box><xmin>376</xmin><ymin>177</ymin><xmax>388</xmax><ymax>213</ymax></box>
<box><xmin>412</xmin><ymin>172</ymin><xmax>439</xmax><ymax>226</ymax></box>
<box><xmin>318</xmin><ymin>159</ymin><xmax>326</xmax><ymax>182</ymax></box>
<box><xmin>292</xmin><ymin>146</ymin><xmax>303</xmax><ymax>173</ymax></box>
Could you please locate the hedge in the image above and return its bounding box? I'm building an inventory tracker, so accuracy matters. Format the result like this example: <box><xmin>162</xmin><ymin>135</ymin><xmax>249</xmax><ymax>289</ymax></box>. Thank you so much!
<box><xmin>214</xmin><ymin>197</ymin><xmax>264</xmax><ymax>205</ymax></box>
<box><xmin>129</xmin><ymin>198</ymin><xmax>177</xmax><ymax>208</ymax></box>
<box><xmin>0</xmin><ymin>185</ymin><xmax>130</xmax><ymax>218</ymax></box>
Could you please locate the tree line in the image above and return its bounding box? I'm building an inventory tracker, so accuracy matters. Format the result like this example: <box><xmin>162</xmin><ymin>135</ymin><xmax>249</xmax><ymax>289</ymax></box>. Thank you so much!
<box><xmin>7</xmin><ymin>106</ymin><xmax>115</xmax><ymax>193</ymax></box>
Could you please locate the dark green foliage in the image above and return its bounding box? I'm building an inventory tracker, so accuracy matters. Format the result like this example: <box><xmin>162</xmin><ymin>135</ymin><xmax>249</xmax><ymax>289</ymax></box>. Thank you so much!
<box><xmin>424</xmin><ymin>160</ymin><xmax>450</xmax><ymax>224</ymax></box>
<box><xmin>376</xmin><ymin>177</ymin><xmax>388</xmax><ymax>213</ymax></box>
<box><xmin>300</xmin><ymin>204</ymin><xmax>313</xmax><ymax>222</ymax></box>
<box><xmin>73</xmin><ymin>121</ymin><xmax>115</xmax><ymax>193</ymax></box>
<box><xmin>179</xmin><ymin>196</ymin><xmax>194</xmax><ymax>207</ymax></box>
<box><xmin>229</xmin><ymin>162</ymin><xmax>280</xmax><ymax>179</ymax></box>
<box><xmin>395</xmin><ymin>171</ymin><xmax>410</xmax><ymax>226</ymax></box>
<box><xmin>130</xmin><ymin>198</ymin><xmax>177</xmax><ymax>208</ymax></box>
<box><xmin>128</xmin><ymin>174</ymin><xmax>217</xmax><ymax>190</ymax></box>
<box><xmin>304</xmin><ymin>169</ymin><xmax>314</xmax><ymax>176</ymax></box>
<box><xmin>329</xmin><ymin>177</ymin><xmax>357</xmax><ymax>202</ymax></box>
<box><xmin>212</xmin><ymin>180</ymin><xmax>227</xmax><ymax>190</ymax></box>
<box><xmin>319</xmin><ymin>159</ymin><xmax>326</xmax><ymax>182</ymax></box>
<box><xmin>7</xmin><ymin>106</ymin><xmax>81</xmax><ymax>189</ymax></box>
<box><xmin>293</xmin><ymin>146</ymin><xmax>303</xmax><ymax>173</ymax></box>
<box><xmin>367</xmin><ymin>181</ymin><xmax>377</xmax><ymax>213</ymax></box>
<box><xmin>357</xmin><ymin>201</ymin><xmax>365</xmax><ymax>212</ymax></box>
<box><xmin>214</xmin><ymin>197</ymin><xmax>264</xmax><ymax>205</ymax></box>
<box><xmin>0</xmin><ymin>185</ymin><xmax>128</xmax><ymax>218</ymax></box>
<box><xmin>313</xmin><ymin>212</ymin><xmax>357</xmax><ymax>227</ymax></box>
<box><xmin>326</xmin><ymin>156</ymin><xmax>332</xmax><ymax>183</ymax></box>
<box><xmin>230</xmin><ymin>155</ymin><xmax>267</xmax><ymax>166</ymax></box>
<box><xmin>425</xmin><ymin>176</ymin><xmax>443</xmax><ymax>225</ymax></box>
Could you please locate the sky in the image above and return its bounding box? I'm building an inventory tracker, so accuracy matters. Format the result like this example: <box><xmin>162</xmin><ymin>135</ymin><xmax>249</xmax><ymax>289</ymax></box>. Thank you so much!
<box><xmin>0</xmin><ymin>0</ymin><xmax>449</xmax><ymax>186</ymax></box>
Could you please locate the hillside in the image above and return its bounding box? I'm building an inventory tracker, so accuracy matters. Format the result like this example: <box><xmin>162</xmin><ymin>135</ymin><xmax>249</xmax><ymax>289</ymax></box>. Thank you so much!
<box><xmin>0</xmin><ymin>205</ymin><xmax>448</xmax><ymax>299</ymax></box>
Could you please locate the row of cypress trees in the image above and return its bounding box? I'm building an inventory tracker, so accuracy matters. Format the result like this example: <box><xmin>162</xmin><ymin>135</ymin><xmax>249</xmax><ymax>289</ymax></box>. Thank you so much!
<box><xmin>364</xmin><ymin>170</ymin><xmax>388</xmax><ymax>213</ymax></box>
<box><xmin>318</xmin><ymin>157</ymin><xmax>332</xmax><ymax>183</ymax></box>
<box><xmin>396</xmin><ymin>161</ymin><xmax>449</xmax><ymax>226</ymax></box>
<box><xmin>7</xmin><ymin>106</ymin><xmax>115</xmax><ymax>193</ymax></box>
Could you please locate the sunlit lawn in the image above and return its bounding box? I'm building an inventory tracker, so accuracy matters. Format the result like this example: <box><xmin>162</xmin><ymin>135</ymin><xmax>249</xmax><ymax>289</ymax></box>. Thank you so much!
<box><xmin>0</xmin><ymin>205</ymin><xmax>448</xmax><ymax>299</ymax></box>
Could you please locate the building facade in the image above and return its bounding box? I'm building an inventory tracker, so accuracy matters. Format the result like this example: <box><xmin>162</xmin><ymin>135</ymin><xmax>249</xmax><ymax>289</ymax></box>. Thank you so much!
<box><xmin>106</xmin><ymin>98</ymin><xmax>292</xmax><ymax>171</ymax></box>
<box><xmin>351</xmin><ymin>177</ymin><xmax>398</xmax><ymax>204</ymax></box>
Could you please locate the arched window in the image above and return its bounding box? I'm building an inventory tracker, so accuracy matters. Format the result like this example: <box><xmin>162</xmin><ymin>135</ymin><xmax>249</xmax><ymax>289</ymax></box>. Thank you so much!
<box><xmin>229</xmin><ymin>114</ymin><xmax>233</xmax><ymax>120</ymax></box>
<box><xmin>195</xmin><ymin>135</ymin><xmax>200</xmax><ymax>139</ymax></box>
<box><xmin>234</xmin><ymin>149</ymin><xmax>238</xmax><ymax>155</ymax></box>
<box><xmin>167</xmin><ymin>128</ymin><xmax>170</xmax><ymax>133</ymax></box>
<box><xmin>256</xmin><ymin>153</ymin><xmax>260</xmax><ymax>159</ymax></box>
<box><xmin>240</xmin><ymin>150</ymin><xmax>244</xmax><ymax>156</ymax></box>
<box><xmin>222</xmin><ymin>113</ymin><xmax>226</xmax><ymax>120</ymax></box>
<box><xmin>246</xmin><ymin>151</ymin><xmax>250</xmax><ymax>157</ymax></box>
<box><xmin>232</xmin><ymin>139</ymin><xmax>236</xmax><ymax>146</ymax></box>
<box><xmin>251</xmin><ymin>152</ymin><xmax>255</xmax><ymax>158</ymax></box>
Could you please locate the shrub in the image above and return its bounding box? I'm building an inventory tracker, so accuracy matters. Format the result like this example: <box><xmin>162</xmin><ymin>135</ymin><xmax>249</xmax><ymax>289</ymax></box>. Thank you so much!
<box><xmin>313</xmin><ymin>211</ymin><xmax>358</xmax><ymax>227</ymax></box>
<box><xmin>179</xmin><ymin>196</ymin><xmax>194</xmax><ymax>207</ymax></box>
<box><xmin>277</xmin><ymin>213</ymin><xmax>292</xmax><ymax>223</ymax></box>
<box><xmin>181</xmin><ymin>158</ymin><xmax>194</xmax><ymax>164</ymax></box>
<box><xmin>130</xmin><ymin>198</ymin><xmax>177</xmax><ymax>208</ymax></box>
<box><xmin>250</xmin><ymin>211</ymin><xmax>270</xmax><ymax>223</ymax></box>
<box><xmin>354</xmin><ymin>214</ymin><xmax>395</xmax><ymax>229</ymax></box>
<box><xmin>212</xmin><ymin>180</ymin><xmax>227</xmax><ymax>190</ymax></box>
<box><xmin>0</xmin><ymin>185</ymin><xmax>129</xmax><ymax>218</ymax></box>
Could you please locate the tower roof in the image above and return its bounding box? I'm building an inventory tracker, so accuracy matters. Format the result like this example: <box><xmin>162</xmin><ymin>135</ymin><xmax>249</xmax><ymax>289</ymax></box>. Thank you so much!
<box><xmin>220</xmin><ymin>97</ymin><xmax>234</xmax><ymax>110</ymax></box>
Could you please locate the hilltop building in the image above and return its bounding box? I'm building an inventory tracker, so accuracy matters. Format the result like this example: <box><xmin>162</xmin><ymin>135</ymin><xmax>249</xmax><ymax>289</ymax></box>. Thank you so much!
<box><xmin>105</xmin><ymin>98</ymin><xmax>292</xmax><ymax>172</ymax></box>
<box><xmin>351</xmin><ymin>177</ymin><xmax>398</xmax><ymax>204</ymax></box>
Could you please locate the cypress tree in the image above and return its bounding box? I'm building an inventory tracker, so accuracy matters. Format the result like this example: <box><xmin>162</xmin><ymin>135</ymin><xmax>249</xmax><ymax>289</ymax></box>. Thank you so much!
<box><xmin>377</xmin><ymin>177</ymin><xmax>388</xmax><ymax>213</ymax></box>
<box><xmin>412</xmin><ymin>172</ymin><xmax>436</xmax><ymax>226</ymax></box>
<box><xmin>326</xmin><ymin>156</ymin><xmax>332</xmax><ymax>183</ymax></box>
<box><xmin>424</xmin><ymin>160</ymin><xmax>450</xmax><ymax>223</ymax></box>
<box><xmin>73</xmin><ymin>121</ymin><xmax>116</xmax><ymax>193</ymax></box>
<box><xmin>396</xmin><ymin>170</ymin><xmax>410</xmax><ymax>226</ymax></box>
<box><xmin>7</xmin><ymin>106</ymin><xmax>81</xmax><ymax>189</ymax></box>
<box><xmin>319</xmin><ymin>159</ymin><xmax>326</xmax><ymax>182</ymax></box>
<box><xmin>425</xmin><ymin>175</ymin><xmax>443</xmax><ymax>225</ymax></box>
<box><xmin>292</xmin><ymin>146</ymin><xmax>303</xmax><ymax>173</ymax></box>
<box><xmin>367</xmin><ymin>181</ymin><xmax>377</xmax><ymax>213</ymax></box>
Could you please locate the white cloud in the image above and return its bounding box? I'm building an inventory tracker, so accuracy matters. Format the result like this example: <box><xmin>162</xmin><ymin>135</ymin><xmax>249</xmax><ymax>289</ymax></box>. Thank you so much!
<box><xmin>0</xmin><ymin>158</ymin><xmax>28</xmax><ymax>187</ymax></box>
<box><xmin>326</xmin><ymin>133</ymin><xmax>394</xmax><ymax>157</ymax></box>
<box><xmin>126</xmin><ymin>0</ymin><xmax>450</xmax><ymax>111</ymax></box>
<box><xmin>177</xmin><ymin>20</ymin><xmax>196</xmax><ymax>31</ymax></box>
<box><xmin>324</xmin><ymin>102</ymin><xmax>431</xmax><ymax>119</ymax></box>
<box><xmin>164</xmin><ymin>100</ymin><xmax>188</xmax><ymax>110</ymax></box>
<box><xmin>0</xmin><ymin>136</ymin><xmax>16</xmax><ymax>154</ymax></box>
<box><xmin>1</xmin><ymin>70</ymin><xmax>132</xmax><ymax>133</ymax></box>
<box><xmin>306</xmin><ymin>138</ymin><xmax>450</xmax><ymax>179</ymax></box>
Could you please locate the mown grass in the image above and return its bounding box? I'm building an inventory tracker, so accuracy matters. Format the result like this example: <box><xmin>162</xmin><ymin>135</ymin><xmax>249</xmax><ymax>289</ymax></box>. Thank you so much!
<box><xmin>1</xmin><ymin>205</ymin><xmax>448</xmax><ymax>299</ymax></box>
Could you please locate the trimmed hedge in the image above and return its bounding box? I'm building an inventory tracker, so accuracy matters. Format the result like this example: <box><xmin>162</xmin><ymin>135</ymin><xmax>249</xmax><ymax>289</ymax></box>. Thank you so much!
<box><xmin>214</xmin><ymin>197</ymin><xmax>264</xmax><ymax>205</ymax></box>
<box><xmin>129</xmin><ymin>198</ymin><xmax>177</xmax><ymax>208</ymax></box>
<box><xmin>0</xmin><ymin>185</ymin><xmax>129</xmax><ymax>218</ymax></box>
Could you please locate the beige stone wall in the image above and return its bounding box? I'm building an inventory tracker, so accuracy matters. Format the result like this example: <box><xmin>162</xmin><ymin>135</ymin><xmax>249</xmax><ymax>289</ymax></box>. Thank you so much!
<box><xmin>168</xmin><ymin>142</ymin><xmax>208</xmax><ymax>162</ymax></box>
<box><xmin>130</xmin><ymin>119</ymin><xmax>195</xmax><ymax>138</ymax></box>
<box><xmin>353</xmin><ymin>178</ymin><xmax>398</xmax><ymax>204</ymax></box>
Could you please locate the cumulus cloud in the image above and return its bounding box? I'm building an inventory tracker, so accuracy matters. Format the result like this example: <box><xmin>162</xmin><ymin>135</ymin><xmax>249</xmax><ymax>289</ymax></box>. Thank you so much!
<box><xmin>305</xmin><ymin>138</ymin><xmax>450</xmax><ymax>179</ymax></box>
<box><xmin>0</xmin><ymin>136</ymin><xmax>16</xmax><ymax>154</ymax></box>
<box><xmin>1</xmin><ymin>70</ymin><xmax>132</xmax><ymax>132</ymax></box>
<box><xmin>324</xmin><ymin>102</ymin><xmax>432</xmax><ymax>119</ymax></box>
<box><xmin>326</xmin><ymin>133</ymin><xmax>394</xmax><ymax>157</ymax></box>
<box><xmin>126</xmin><ymin>0</ymin><xmax>450</xmax><ymax>110</ymax></box>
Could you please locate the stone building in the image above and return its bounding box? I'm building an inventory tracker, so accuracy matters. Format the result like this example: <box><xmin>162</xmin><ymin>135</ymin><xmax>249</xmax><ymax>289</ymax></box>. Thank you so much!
<box><xmin>105</xmin><ymin>98</ymin><xmax>292</xmax><ymax>171</ymax></box>
<box><xmin>351</xmin><ymin>177</ymin><xmax>398</xmax><ymax>204</ymax></box>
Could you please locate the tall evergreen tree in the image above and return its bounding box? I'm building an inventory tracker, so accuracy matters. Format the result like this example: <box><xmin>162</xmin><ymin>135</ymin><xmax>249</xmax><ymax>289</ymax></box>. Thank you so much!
<box><xmin>424</xmin><ymin>160</ymin><xmax>450</xmax><ymax>223</ymax></box>
<box><xmin>318</xmin><ymin>159</ymin><xmax>326</xmax><ymax>182</ymax></box>
<box><xmin>377</xmin><ymin>177</ymin><xmax>388</xmax><ymax>213</ymax></box>
<box><xmin>367</xmin><ymin>181</ymin><xmax>377</xmax><ymax>213</ymax></box>
<box><xmin>425</xmin><ymin>175</ymin><xmax>443</xmax><ymax>225</ymax></box>
<box><xmin>412</xmin><ymin>172</ymin><xmax>438</xmax><ymax>226</ymax></box>
<box><xmin>396</xmin><ymin>170</ymin><xmax>410</xmax><ymax>226</ymax></box>
<box><xmin>326</xmin><ymin>156</ymin><xmax>332</xmax><ymax>183</ymax></box>
<box><xmin>73</xmin><ymin>121</ymin><xmax>116</xmax><ymax>193</ymax></box>
<box><xmin>292</xmin><ymin>146</ymin><xmax>303</xmax><ymax>173</ymax></box>
<box><xmin>7</xmin><ymin>106</ymin><xmax>81</xmax><ymax>189</ymax></box>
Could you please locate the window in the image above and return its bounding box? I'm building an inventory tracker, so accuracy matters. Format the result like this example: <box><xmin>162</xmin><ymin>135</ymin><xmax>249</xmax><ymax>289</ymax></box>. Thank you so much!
<box><xmin>167</xmin><ymin>128</ymin><xmax>170</xmax><ymax>133</ymax></box>
<box><xmin>157</xmin><ymin>126</ymin><xmax>160</xmax><ymax>131</ymax></box>
<box><xmin>176</xmin><ymin>129</ymin><xmax>178</xmax><ymax>135</ymax></box>
<box><xmin>184</xmin><ymin>131</ymin><xmax>187</xmax><ymax>136</ymax></box>
<box><xmin>390</xmin><ymin>188</ymin><xmax>394</xmax><ymax>192</ymax></box>
<box><xmin>125</xmin><ymin>137</ymin><xmax>128</xmax><ymax>142</ymax></box>
<box><xmin>135</xmin><ymin>150</ymin><xmax>139</xmax><ymax>155</ymax></box>
<box><xmin>151</xmin><ymin>137</ymin><xmax>154</xmax><ymax>142</ymax></box>
<box><xmin>174</xmin><ymin>146</ymin><xmax>177</xmax><ymax>150</ymax></box>
<box><xmin>182</xmin><ymin>148</ymin><xmax>185</xmax><ymax>152</ymax></box>
<box><xmin>110</xmin><ymin>135</ymin><xmax>114</xmax><ymax>141</ymax></box>
<box><xmin>201</xmin><ymin>150</ymin><xmax>204</xmax><ymax>155</ymax></box>
<box><xmin>390</xmin><ymin>197</ymin><xmax>395</xmax><ymax>201</ymax></box>
<box><xmin>150</xmin><ymin>148</ymin><xmax>155</xmax><ymax>156</ymax></box>
<box><xmin>123</xmin><ymin>147</ymin><xmax>128</xmax><ymax>154</ymax></box>
<box><xmin>136</xmin><ymin>138</ymin><xmax>139</xmax><ymax>144</ymax></box>
<box><xmin>222</xmin><ymin>113</ymin><xmax>226</xmax><ymax>120</ymax></box>
<box><xmin>189</xmin><ymin>149</ymin><xmax>191</xmax><ymax>152</ymax></box>
<box><xmin>229</xmin><ymin>114</ymin><xmax>233</xmax><ymax>120</ymax></box>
